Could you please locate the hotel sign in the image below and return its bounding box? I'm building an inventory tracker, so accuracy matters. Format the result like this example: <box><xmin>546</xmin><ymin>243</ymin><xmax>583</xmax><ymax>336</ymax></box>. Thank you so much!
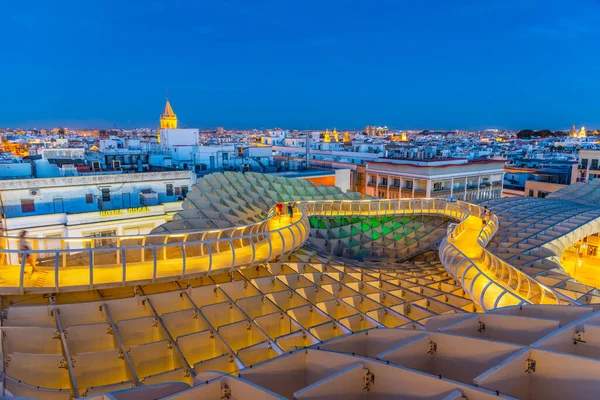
<box><xmin>99</xmin><ymin>207</ymin><xmax>151</xmax><ymax>217</ymax></box>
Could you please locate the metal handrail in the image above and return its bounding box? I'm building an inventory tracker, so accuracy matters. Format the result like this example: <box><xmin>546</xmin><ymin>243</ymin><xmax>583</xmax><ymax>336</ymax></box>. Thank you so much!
<box><xmin>437</xmin><ymin>204</ymin><xmax>570</xmax><ymax>310</ymax></box>
<box><xmin>0</xmin><ymin>198</ymin><xmax>571</xmax><ymax>309</ymax></box>
<box><xmin>439</xmin><ymin>234</ymin><xmax>526</xmax><ymax>310</ymax></box>
<box><xmin>475</xmin><ymin>214</ymin><xmax>565</xmax><ymax>304</ymax></box>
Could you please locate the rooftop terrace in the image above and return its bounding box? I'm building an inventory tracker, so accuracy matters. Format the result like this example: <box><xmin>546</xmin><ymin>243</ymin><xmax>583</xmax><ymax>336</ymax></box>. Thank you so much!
<box><xmin>1</xmin><ymin>173</ymin><xmax>600</xmax><ymax>399</ymax></box>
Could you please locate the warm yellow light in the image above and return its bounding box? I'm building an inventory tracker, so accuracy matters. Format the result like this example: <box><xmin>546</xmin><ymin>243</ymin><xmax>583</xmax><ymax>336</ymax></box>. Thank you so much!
<box><xmin>160</xmin><ymin>96</ymin><xmax>178</xmax><ymax>129</ymax></box>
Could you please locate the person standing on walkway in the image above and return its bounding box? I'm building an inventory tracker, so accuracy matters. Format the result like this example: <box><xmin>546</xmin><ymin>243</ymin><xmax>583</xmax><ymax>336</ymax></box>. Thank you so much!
<box><xmin>19</xmin><ymin>230</ymin><xmax>40</xmax><ymax>276</ymax></box>
<box><xmin>482</xmin><ymin>206</ymin><xmax>490</xmax><ymax>228</ymax></box>
<box><xmin>276</xmin><ymin>203</ymin><xmax>283</xmax><ymax>222</ymax></box>
<box><xmin>287</xmin><ymin>203</ymin><xmax>294</xmax><ymax>219</ymax></box>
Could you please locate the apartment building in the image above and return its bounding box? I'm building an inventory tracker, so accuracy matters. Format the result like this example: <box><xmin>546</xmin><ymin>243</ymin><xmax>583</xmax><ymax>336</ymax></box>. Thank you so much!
<box><xmin>356</xmin><ymin>158</ymin><xmax>505</xmax><ymax>200</ymax></box>
<box><xmin>0</xmin><ymin>171</ymin><xmax>194</xmax><ymax>246</ymax></box>
<box><xmin>578</xmin><ymin>149</ymin><xmax>600</xmax><ymax>182</ymax></box>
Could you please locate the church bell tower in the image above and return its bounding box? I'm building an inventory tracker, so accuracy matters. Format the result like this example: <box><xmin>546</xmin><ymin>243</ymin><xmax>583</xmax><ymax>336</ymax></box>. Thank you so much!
<box><xmin>160</xmin><ymin>95</ymin><xmax>178</xmax><ymax>129</ymax></box>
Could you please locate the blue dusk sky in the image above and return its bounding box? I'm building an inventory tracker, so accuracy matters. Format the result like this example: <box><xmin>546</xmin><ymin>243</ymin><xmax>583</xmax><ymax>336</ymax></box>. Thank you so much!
<box><xmin>2</xmin><ymin>0</ymin><xmax>600</xmax><ymax>130</ymax></box>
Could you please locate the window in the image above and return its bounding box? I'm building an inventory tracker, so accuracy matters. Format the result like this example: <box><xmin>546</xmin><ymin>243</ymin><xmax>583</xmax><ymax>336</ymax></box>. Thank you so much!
<box><xmin>84</xmin><ymin>230</ymin><xmax>117</xmax><ymax>248</ymax></box>
<box><xmin>393</xmin><ymin>179</ymin><xmax>400</xmax><ymax>187</ymax></box>
<box><xmin>21</xmin><ymin>199</ymin><xmax>35</xmax><ymax>213</ymax></box>
<box><xmin>582</xmin><ymin>159</ymin><xmax>589</xmax><ymax>168</ymax></box>
<box><xmin>529</xmin><ymin>189</ymin><xmax>534</xmax><ymax>197</ymax></box>
<box><xmin>538</xmin><ymin>191</ymin><xmax>549</xmax><ymax>198</ymax></box>
<box><xmin>378</xmin><ymin>190</ymin><xmax>387</xmax><ymax>198</ymax></box>
<box><xmin>101</xmin><ymin>188</ymin><xmax>111</xmax><ymax>202</ymax></box>
<box><xmin>86</xmin><ymin>194</ymin><xmax>93</xmax><ymax>203</ymax></box>
<box><xmin>356</xmin><ymin>173</ymin><xmax>364</xmax><ymax>185</ymax></box>
<box><xmin>592</xmin><ymin>159</ymin><xmax>599</xmax><ymax>170</ymax></box>
<box><xmin>181</xmin><ymin>185</ymin><xmax>189</xmax><ymax>197</ymax></box>
<box><xmin>175</xmin><ymin>186</ymin><xmax>181</xmax><ymax>196</ymax></box>
<box><xmin>405</xmin><ymin>181</ymin><xmax>413</xmax><ymax>190</ymax></box>
<box><xmin>433</xmin><ymin>182</ymin><xmax>442</xmax><ymax>191</ymax></box>
<box><xmin>166</xmin><ymin>183</ymin><xmax>174</xmax><ymax>196</ymax></box>
<box><xmin>381</xmin><ymin>177</ymin><xmax>388</xmax><ymax>186</ymax></box>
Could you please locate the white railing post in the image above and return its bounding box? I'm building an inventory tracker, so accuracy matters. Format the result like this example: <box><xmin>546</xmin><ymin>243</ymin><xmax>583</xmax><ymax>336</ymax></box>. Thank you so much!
<box><xmin>141</xmin><ymin>236</ymin><xmax>147</xmax><ymax>262</ymax></box>
<box><xmin>266</xmin><ymin>233</ymin><xmax>273</xmax><ymax>262</ymax></box>
<box><xmin>206</xmin><ymin>242</ymin><xmax>213</xmax><ymax>274</ymax></box>
<box><xmin>162</xmin><ymin>236</ymin><xmax>169</xmax><ymax>261</ymax></box>
<box><xmin>19</xmin><ymin>253</ymin><xmax>26</xmax><ymax>295</ymax></box>
<box><xmin>277</xmin><ymin>230</ymin><xmax>286</xmax><ymax>258</ymax></box>
<box><xmin>116</xmin><ymin>237</ymin><xmax>121</xmax><ymax>265</ymax></box>
<box><xmin>89</xmin><ymin>250</ymin><xmax>94</xmax><ymax>289</ymax></box>
<box><xmin>152</xmin><ymin>247</ymin><xmax>158</xmax><ymax>282</ymax></box>
<box><xmin>200</xmin><ymin>232</ymin><xmax>207</xmax><ymax>256</ymax></box>
<box><xmin>249</xmin><ymin>238</ymin><xmax>256</xmax><ymax>267</ymax></box>
<box><xmin>121</xmin><ymin>248</ymin><xmax>127</xmax><ymax>285</ymax></box>
<box><xmin>54</xmin><ymin>251</ymin><xmax>60</xmax><ymax>292</ymax></box>
<box><xmin>180</xmin><ymin>243</ymin><xmax>187</xmax><ymax>279</ymax></box>
<box><xmin>289</xmin><ymin>225</ymin><xmax>297</xmax><ymax>250</ymax></box>
<box><xmin>228</xmin><ymin>239</ymin><xmax>236</xmax><ymax>271</ymax></box>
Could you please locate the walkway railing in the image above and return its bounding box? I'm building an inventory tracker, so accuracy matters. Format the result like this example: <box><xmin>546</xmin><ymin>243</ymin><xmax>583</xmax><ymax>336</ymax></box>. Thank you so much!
<box><xmin>438</xmin><ymin>202</ymin><xmax>571</xmax><ymax>310</ymax></box>
<box><xmin>0</xmin><ymin>198</ymin><xmax>570</xmax><ymax>310</ymax></box>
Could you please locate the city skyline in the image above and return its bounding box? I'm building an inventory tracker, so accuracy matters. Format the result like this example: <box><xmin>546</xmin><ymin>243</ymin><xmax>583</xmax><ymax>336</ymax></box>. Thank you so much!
<box><xmin>3</xmin><ymin>0</ymin><xmax>600</xmax><ymax>129</ymax></box>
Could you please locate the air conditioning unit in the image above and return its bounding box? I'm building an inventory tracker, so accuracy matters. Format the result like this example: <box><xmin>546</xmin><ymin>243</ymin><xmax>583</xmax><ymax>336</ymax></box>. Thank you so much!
<box><xmin>112</xmin><ymin>160</ymin><xmax>121</xmax><ymax>170</ymax></box>
<box><xmin>91</xmin><ymin>161</ymin><xmax>101</xmax><ymax>171</ymax></box>
<box><xmin>29</xmin><ymin>189</ymin><xmax>41</xmax><ymax>196</ymax></box>
<box><xmin>139</xmin><ymin>191</ymin><xmax>158</xmax><ymax>206</ymax></box>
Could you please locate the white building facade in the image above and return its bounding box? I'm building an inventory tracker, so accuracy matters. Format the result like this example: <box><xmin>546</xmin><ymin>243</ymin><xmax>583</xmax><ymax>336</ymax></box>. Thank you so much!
<box><xmin>358</xmin><ymin>158</ymin><xmax>505</xmax><ymax>200</ymax></box>
<box><xmin>0</xmin><ymin>171</ymin><xmax>195</xmax><ymax>256</ymax></box>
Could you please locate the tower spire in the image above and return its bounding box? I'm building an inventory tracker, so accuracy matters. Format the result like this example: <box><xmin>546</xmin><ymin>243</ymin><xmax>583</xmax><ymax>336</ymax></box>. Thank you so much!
<box><xmin>160</xmin><ymin>94</ymin><xmax>177</xmax><ymax>129</ymax></box>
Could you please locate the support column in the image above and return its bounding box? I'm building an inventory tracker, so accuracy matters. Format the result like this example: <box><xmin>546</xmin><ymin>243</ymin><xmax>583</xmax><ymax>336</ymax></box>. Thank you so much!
<box><xmin>450</xmin><ymin>177</ymin><xmax>454</xmax><ymax>198</ymax></box>
<box><xmin>426</xmin><ymin>180</ymin><xmax>432</xmax><ymax>198</ymax></box>
<box><xmin>363</xmin><ymin>166</ymin><xmax>368</xmax><ymax>197</ymax></box>
<box><xmin>477</xmin><ymin>175</ymin><xmax>481</xmax><ymax>200</ymax></box>
<box><xmin>464</xmin><ymin>177</ymin><xmax>468</xmax><ymax>201</ymax></box>
<box><xmin>400</xmin><ymin>177</ymin><xmax>403</xmax><ymax>199</ymax></box>
<box><xmin>386</xmin><ymin>174</ymin><xmax>391</xmax><ymax>199</ymax></box>
<box><xmin>412</xmin><ymin>179</ymin><xmax>416</xmax><ymax>198</ymax></box>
